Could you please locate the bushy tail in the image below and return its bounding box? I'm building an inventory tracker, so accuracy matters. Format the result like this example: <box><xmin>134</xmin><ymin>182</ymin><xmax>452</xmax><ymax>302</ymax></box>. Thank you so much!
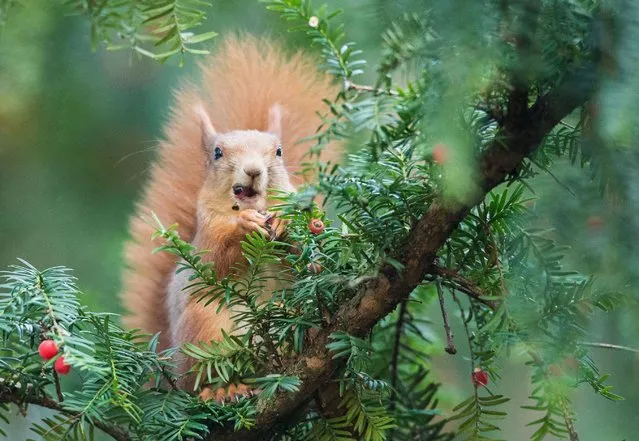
<box><xmin>120</xmin><ymin>35</ymin><xmax>340</xmax><ymax>349</ymax></box>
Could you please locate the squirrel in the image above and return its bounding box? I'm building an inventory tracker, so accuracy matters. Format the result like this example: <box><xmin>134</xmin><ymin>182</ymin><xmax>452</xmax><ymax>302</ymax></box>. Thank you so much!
<box><xmin>119</xmin><ymin>35</ymin><xmax>340</xmax><ymax>398</ymax></box>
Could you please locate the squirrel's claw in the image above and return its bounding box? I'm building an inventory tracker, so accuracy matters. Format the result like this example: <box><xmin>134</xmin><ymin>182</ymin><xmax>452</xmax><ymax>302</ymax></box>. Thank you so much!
<box><xmin>237</xmin><ymin>209</ymin><xmax>269</xmax><ymax>237</ymax></box>
<box><xmin>266</xmin><ymin>214</ymin><xmax>289</xmax><ymax>241</ymax></box>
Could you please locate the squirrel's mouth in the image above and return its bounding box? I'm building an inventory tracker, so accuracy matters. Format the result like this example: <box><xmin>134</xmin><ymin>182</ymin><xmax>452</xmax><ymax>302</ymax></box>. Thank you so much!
<box><xmin>233</xmin><ymin>184</ymin><xmax>259</xmax><ymax>200</ymax></box>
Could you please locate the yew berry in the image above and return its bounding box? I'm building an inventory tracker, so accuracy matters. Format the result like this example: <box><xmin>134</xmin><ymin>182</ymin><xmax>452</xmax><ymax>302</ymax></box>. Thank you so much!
<box><xmin>432</xmin><ymin>143</ymin><xmax>448</xmax><ymax>165</ymax></box>
<box><xmin>54</xmin><ymin>356</ymin><xmax>71</xmax><ymax>375</ymax></box>
<box><xmin>548</xmin><ymin>364</ymin><xmax>563</xmax><ymax>377</ymax></box>
<box><xmin>586</xmin><ymin>215</ymin><xmax>604</xmax><ymax>230</ymax></box>
<box><xmin>472</xmin><ymin>368</ymin><xmax>489</xmax><ymax>387</ymax></box>
<box><xmin>307</xmin><ymin>262</ymin><xmax>323</xmax><ymax>274</ymax></box>
<box><xmin>308</xmin><ymin>219</ymin><xmax>325</xmax><ymax>235</ymax></box>
<box><xmin>38</xmin><ymin>340</ymin><xmax>59</xmax><ymax>360</ymax></box>
<box><xmin>563</xmin><ymin>357</ymin><xmax>579</xmax><ymax>371</ymax></box>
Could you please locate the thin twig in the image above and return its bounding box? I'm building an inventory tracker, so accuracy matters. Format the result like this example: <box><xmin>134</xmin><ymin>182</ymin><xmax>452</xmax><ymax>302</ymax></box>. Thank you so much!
<box><xmin>452</xmin><ymin>291</ymin><xmax>482</xmax><ymax>437</ymax></box>
<box><xmin>390</xmin><ymin>300</ymin><xmax>408</xmax><ymax>407</ymax></box>
<box><xmin>560</xmin><ymin>399</ymin><xmax>580</xmax><ymax>441</ymax></box>
<box><xmin>344</xmin><ymin>80</ymin><xmax>399</xmax><ymax>96</ymax></box>
<box><xmin>157</xmin><ymin>359</ymin><xmax>179</xmax><ymax>391</ymax></box>
<box><xmin>0</xmin><ymin>389</ymin><xmax>132</xmax><ymax>441</ymax></box>
<box><xmin>431</xmin><ymin>267</ymin><xmax>496</xmax><ymax>309</ymax></box>
<box><xmin>579</xmin><ymin>341</ymin><xmax>639</xmax><ymax>354</ymax></box>
<box><xmin>529</xmin><ymin>157</ymin><xmax>578</xmax><ymax>197</ymax></box>
<box><xmin>436</xmin><ymin>280</ymin><xmax>456</xmax><ymax>354</ymax></box>
<box><xmin>262</xmin><ymin>324</ymin><xmax>283</xmax><ymax>369</ymax></box>
<box><xmin>452</xmin><ymin>291</ymin><xmax>474</xmax><ymax>365</ymax></box>
<box><xmin>52</xmin><ymin>369</ymin><xmax>64</xmax><ymax>402</ymax></box>
<box><xmin>487</xmin><ymin>226</ymin><xmax>508</xmax><ymax>296</ymax></box>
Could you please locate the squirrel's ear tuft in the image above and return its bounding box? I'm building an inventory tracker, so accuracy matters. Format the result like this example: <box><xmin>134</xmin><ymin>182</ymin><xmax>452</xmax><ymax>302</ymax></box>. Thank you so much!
<box><xmin>267</xmin><ymin>103</ymin><xmax>282</xmax><ymax>139</ymax></box>
<box><xmin>195</xmin><ymin>104</ymin><xmax>217</xmax><ymax>150</ymax></box>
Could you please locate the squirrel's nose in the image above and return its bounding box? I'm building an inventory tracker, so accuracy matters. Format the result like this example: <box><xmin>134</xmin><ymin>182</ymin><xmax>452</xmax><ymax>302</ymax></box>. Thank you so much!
<box><xmin>244</xmin><ymin>167</ymin><xmax>262</xmax><ymax>178</ymax></box>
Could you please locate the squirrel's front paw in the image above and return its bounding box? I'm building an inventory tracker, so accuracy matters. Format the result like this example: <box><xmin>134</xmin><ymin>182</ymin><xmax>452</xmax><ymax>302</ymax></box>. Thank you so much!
<box><xmin>237</xmin><ymin>209</ymin><xmax>269</xmax><ymax>236</ymax></box>
<box><xmin>199</xmin><ymin>383</ymin><xmax>257</xmax><ymax>403</ymax></box>
<box><xmin>265</xmin><ymin>214</ymin><xmax>290</xmax><ymax>241</ymax></box>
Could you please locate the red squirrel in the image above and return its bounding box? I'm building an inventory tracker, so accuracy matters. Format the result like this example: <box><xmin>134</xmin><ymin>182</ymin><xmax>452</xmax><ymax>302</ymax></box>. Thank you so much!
<box><xmin>119</xmin><ymin>36</ymin><xmax>340</xmax><ymax>399</ymax></box>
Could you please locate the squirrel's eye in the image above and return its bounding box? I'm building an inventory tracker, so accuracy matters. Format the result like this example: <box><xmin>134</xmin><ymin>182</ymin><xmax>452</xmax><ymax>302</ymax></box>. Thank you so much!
<box><xmin>276</xmin><ymin>145</ymin><xmax>282</xmax><ymax>157</ymax></box>
<box><xmin>214</xmin><ymin>146</ymin><xmax>223</xmax><ymax>160</ymax></box>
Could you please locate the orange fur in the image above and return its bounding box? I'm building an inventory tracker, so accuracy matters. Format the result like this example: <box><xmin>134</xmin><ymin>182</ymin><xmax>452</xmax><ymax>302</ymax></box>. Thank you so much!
<box><xmin>120</xmin><ymin>35</ymin><xmax>340</xmax><ymax>357</ymax></box>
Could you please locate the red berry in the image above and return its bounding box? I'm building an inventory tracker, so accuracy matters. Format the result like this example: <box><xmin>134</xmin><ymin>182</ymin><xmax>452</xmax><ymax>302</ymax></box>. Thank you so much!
<box><xmin>54</xmin><ymin>356</ymin><xmax>71</xmax><ymax>375</ymax></box>
<box><xmin>586</xmin><ymin>215</ymin><xmax>604</xmax><ymax>230</ymax></box>
<box><xmin>432</xmin><ymin>143</ymin><xmax>448</xmax><ymax>165</ymax></box>
<box><xmin>563</xmin><ymin>357</ymin><xmax>579</xmax><ymax>371</ymax></box>
<box><xmin>308</xmin><ymin>219</ymin><xmax>325</xmax><ymax>235</ymax></box>
<box><xmin>38</xmin><ymin>340</ymin><xmax>59</xmax><ymax>360</ymax></box>
<box><xmin>472</xmin><ymin>368</ymin><xmax>489</xmax><ymax>387</ymax></box>
<box><xmin>548</xmin><ymin>364</ymin><xmax>563</xmax><ymax>377</ymax></box>
<box><xmin>307</xmin><ymin>262</ymin><xmax>323</xmax><ymax>274</ymax></box>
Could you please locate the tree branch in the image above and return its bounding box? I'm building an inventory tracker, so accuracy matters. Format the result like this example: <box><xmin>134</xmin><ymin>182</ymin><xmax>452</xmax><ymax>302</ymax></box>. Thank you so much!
<box><xmin>436</xmin><ymin>280</ymin><xmax>456</xmax><ymax>355</ymax></box>
<box><xmin>390</xmin><ymin>300</ymin><xmax>408</xmax><ymax>405</ymax></box>
<box><xmin>578</xmin><ymin>341</ymin><xmax>639</xmax><ymax>354</ymax></box>
<box><xmin>52</xmin><ymin>369</ymin><xmax>64</xmax><ymax>402</ymax></box>
<box><xmin>561</xmin><ymin>399</ymin><xmax>580</xmax><ymax>441</ymax></box>
<box><xmin>0</xmin><ymin>389</ymin><xmax>133</xmax><ymax>441</ymax></box>
<box><xmin>344</xmin><ymin>80</ymin><xmax>399</xmax><ymax>96</ymax></box>
<box><xmin>431</xmin><ymin>267</ymin><xmax>496</xmax><ymax>309</ymax></box>
<box><xmin>206</xmin><ymin>54</ymin><xmax>599</xmax><ymax>441</ymax></box>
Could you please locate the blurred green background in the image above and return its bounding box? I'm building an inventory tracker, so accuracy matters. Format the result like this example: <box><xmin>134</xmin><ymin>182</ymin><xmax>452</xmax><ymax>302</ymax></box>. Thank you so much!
<box><xmin>1</xmin><ymin>1</ymin><xmax>638</xmax><ymax>440</ymax></box>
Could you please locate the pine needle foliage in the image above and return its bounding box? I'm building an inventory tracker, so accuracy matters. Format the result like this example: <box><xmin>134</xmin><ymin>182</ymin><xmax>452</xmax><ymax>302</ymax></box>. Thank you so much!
<box><xmin>0</xmin><ymin>0</ymin><xmax>18</xmax><ymax>27</ymax></box>
<box><xmin>1</xmin><ymin>1</ymin><xmax>636</xmax><ymax>441</ymax></box>
<box><xmin>63</xmin><ymin>0</ymin><xmax>217</xmax><ymax>64</ymax></box>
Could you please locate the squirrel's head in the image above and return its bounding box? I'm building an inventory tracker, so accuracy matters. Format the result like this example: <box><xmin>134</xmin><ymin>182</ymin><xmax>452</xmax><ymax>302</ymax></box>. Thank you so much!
<box><xmin>196</xmin><ymin>104</ymin><xmax>294</xmax><ymax>215</ymax></box>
